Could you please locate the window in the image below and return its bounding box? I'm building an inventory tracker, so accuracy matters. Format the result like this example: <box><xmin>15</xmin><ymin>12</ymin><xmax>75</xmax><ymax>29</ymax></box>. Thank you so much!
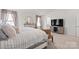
<box><xmin>36</xmin><ymin>16</ymin><xmax>41</xmax><ymax>27</ymax></box>
<box><xmin>27</xmin><ymin>16</ymin><xmax>32</xmax><ymax>24</ymax></box>
<box><xmin>6</xmin><ymin>13</ymin><xmax>15</xmax><ymax>26</ymax></box>
<box><xmin>1</xmin><ymin>9</ymin><xmax>17</xmax><ymax>26</ymax></box>
<box><xmin>37</xmin><ymin>16</ymin><xmax>41</xmax><ymax>26</ymax></box>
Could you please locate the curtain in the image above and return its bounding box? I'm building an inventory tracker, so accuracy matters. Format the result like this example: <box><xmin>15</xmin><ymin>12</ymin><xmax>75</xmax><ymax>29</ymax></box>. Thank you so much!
<box><xmin>36</xmin><ymin>15</ymin><xmax>41</xmax><ymax>28</ymax></box>
<box><xmin>11</xmin><ymin>11</ymin><xmax>18</xmax><ymax>27</ymax></box>
<box><xmin>1</xmin><ymin>9</ymin><xmax>18</xmax><ymax>27</ymax></box>
<box><xmin>1</xmin><ymin>9</ymin><xmax>8</xmax><ymax>25</ymax></box>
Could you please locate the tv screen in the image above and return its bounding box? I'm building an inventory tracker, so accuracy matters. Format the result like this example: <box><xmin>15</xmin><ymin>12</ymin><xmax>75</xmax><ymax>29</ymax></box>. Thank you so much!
<box><xmin>51</xmin><ymin>19</ymin><xmax>57</xmax><ymax>26</ymax></box>
<box><xmin>51</xmin><ymin>19</ymin><xmax>63</xmax><ymax>26</ymax></box>
<box><xmin>59</xmin><ymin>19</ymin><xmax>63</xmax><ymax>26</ymax></box>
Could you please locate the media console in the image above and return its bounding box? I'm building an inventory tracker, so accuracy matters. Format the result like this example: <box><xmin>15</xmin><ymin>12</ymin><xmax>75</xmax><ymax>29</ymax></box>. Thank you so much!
<box><xmin>51</xmin><ymin>19</ymin><xmax>64</xmax><ymax>34</ymax></box>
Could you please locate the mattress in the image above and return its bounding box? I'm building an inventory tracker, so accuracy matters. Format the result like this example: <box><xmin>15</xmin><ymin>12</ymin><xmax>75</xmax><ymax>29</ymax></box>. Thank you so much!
<box><xmin>0</xmin><ymin>27</ymin><xmax>48</xmax><ymax>49</ymax></box>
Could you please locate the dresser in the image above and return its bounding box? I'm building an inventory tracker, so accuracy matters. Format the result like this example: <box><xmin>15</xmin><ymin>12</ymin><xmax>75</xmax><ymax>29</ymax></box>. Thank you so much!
<box><xmin>51</xmin><ymin>26</ymin><xmax>64</xmax><ymax>34</ymax></box>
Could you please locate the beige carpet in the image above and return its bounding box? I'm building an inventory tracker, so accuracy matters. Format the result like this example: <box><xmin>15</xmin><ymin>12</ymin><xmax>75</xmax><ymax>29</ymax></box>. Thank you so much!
<box><xmin>47</xmin><ymin>33</ymin><xmax>79</xmax><ymax>49</ymax></box>
<box><xmin>52</xmin><ymin>33</ymin><xmax>79</xmax><ymax>49</ymax></box>
<box><xmin>47</xmin><ymin>39</ymin><xmax>56</xmax><ymax>49</ymax></box>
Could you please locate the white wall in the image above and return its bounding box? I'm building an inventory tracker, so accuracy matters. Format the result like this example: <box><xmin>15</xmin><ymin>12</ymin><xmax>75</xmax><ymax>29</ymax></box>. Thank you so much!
<box><xmin>49</xmin><ymin>10</ymin><xmax>77</xmax><ymax>35</ymax></box>
<box><xmin>17</xmin><ymin>9</ymin><xmax>79</xmax><ymax>36</ymax></box>
<box><xmin>35</xmin><ymin>10</ymin><xmax>79</xmax><ymax>36</ymax></box>
<box><xmin>0</xmin><ymin>9</ymin><xmax>78</xmax><ymax>36</ymax></box>
<box><xmin>49</xmin><ymin>10</ymin><xmax>79</xmax><ymax>36</ymax></box>
<box><xmin>17</xmin><ymin>10</ymin><xmax>36</xmax><ymax>31</ymax></box>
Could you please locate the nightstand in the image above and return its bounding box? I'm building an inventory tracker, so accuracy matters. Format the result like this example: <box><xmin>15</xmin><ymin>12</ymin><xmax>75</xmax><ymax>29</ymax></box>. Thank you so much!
<box><xmin>42</xmin><ymin>29</ymin><xmax>53</xmax><ymax>42</ymax></box>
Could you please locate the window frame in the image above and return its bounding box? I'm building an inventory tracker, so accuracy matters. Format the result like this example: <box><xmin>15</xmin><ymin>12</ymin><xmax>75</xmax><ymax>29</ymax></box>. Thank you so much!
<box><xmin>6</xmin><ymin>13</ymin><xmax>15</xmax><ymax>26</ymax></box>
<box><xmin>36</xmin><ymin>15</ymin><xmax>41</xmax><ymax>28</ymax></box>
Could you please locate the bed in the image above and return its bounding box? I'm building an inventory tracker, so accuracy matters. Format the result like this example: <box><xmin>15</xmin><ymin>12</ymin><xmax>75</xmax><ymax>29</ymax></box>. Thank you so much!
<box><xmin>53</xmin><ymin>33</ymin><xmax>79</xmax><ymax>49</ymax></box>
<box><xmin>0</xmin><ymin>27</ymin><xmax>48</xmax><ymax>49</ymax></box>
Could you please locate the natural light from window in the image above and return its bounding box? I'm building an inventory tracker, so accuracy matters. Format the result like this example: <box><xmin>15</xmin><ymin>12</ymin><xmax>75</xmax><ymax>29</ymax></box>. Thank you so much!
<box><xmin>6</xmin><ymin>13</ymin><xmax>15</xmax><ymax>26</ymax></box>
<box><xmin>37</xmin><ymin>16</ymin><xmax>41</xmax><ymax>27</ymax></box>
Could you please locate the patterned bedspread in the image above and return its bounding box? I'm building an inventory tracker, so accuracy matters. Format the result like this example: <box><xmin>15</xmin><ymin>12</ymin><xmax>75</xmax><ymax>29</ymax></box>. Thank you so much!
<box><xmin>0</xmin><ymin>27</ymin><xmax>48</xmax><ymax>49</ymax></box>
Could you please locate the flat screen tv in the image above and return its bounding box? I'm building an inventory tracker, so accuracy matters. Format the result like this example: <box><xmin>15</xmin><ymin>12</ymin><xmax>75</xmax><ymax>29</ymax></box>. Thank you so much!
<box><xmin>59</xmin><ymin>19</ymin><xmax>63</xmax><ymax>26</ymax></box>
<box><xmin>51</xmin><ymin>19</ymin><xmax>57</xmax><ymax>26</ymax></box>
<box><xmin>51</xmin><ymin>19</ymin><xmax>63</xmax><ymax>26</ymax></box>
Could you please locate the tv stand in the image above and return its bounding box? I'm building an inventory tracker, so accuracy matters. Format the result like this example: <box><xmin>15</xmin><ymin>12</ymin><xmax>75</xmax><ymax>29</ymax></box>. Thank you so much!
<box><xmin>51</xmin><ymin>19</ymin><xmax>64</xmax><ymax>34</ymax></box>
<box><xmin>51</xmin><ymin>26</ymin><xmax>64</xmax><ymax>34</ymax></box>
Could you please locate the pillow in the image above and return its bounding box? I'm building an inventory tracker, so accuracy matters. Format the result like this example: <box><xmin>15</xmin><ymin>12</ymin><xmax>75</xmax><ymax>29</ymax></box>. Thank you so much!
<box><xmin>0</xmin><ymin>29</ymin><xmax>8</xmax><ymax>41</ymax></box>
<box><xmin>13</xmin><ymin>26</ymin><xmax>20</xmax><ymax>33</ymax></box>
<box><xmin>1</xmin><ymin>24</ymin><xmax>16</xmax><ymax>38</ymax></box>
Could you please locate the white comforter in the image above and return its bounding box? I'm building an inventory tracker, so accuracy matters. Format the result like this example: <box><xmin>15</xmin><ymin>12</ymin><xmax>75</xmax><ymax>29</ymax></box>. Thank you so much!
<box><xmin>0</xmin><ymin>27</ymin><xmax>48</xmax><ymax>49</ymax></box>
